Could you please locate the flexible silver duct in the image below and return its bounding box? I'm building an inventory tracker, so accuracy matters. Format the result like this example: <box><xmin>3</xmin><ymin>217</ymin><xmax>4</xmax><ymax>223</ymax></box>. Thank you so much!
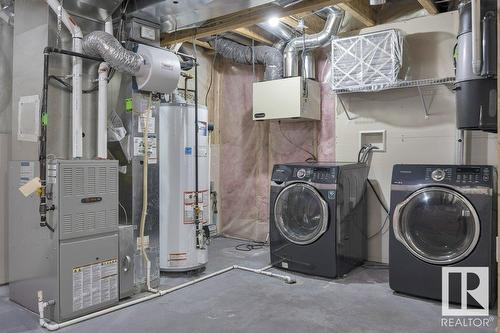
<box><xmin>82</xmin><ymin>31</ymin><xmax>144</xmax><ymax>75</ymax></box>
<box><xmin>283</xmin><ymin>7</ymin><xmax>344</xmax><ymax>77</ymax></box>
<box><xmin>208</xmin><ymin>38</ymin><xmax>283</xmax><ymax>80</ymax></box>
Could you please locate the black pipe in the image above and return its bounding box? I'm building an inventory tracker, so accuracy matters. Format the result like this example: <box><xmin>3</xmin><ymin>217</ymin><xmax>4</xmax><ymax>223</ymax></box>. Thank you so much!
<box><xmin>38</xmin><ymin>47</ymin><xmax>105</xmax><ymax>229</ymax></box>
<box><xmin>39</xmin><ymin>51</ymin><xmax>49</xmax><ymax>229</ymax></box>
<box><xmin>44</xmin><ymin>46</ymin><xmax>104</xmax><ymax>62</ymax></box>
<box><xmin>194</xmin><ymin>57</ymin><xmax>200</xmax><ymax>244</ymax></box>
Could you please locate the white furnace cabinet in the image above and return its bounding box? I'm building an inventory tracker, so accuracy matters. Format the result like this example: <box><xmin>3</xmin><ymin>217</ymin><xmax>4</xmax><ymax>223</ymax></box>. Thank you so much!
<box><xmin>253</xmin><ymin>77</ymin><xmax>321</xmax><ymax>121</ymax></box>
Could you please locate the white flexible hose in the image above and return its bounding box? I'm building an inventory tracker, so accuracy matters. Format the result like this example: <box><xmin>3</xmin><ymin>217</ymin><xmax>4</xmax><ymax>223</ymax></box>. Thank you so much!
<box><xmin>139</xmin><ymin>93</ymin><xmax>155</xmax><ymax>292</ymax></box>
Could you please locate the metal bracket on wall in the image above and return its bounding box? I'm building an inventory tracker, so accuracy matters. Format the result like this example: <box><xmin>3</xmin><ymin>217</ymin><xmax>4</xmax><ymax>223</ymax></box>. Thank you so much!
<box><xmin>417</xmin><ymin>86</ymin><xmax>430</xmax><ymax>119</ymax></box>
<box><xmin>337</xmin><ymin>95</ymin><xmax>357</xmax><ymax>121</ymax></box>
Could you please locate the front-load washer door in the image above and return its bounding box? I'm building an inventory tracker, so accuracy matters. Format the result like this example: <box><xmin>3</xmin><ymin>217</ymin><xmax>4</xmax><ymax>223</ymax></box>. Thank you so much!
<box><xmin>393</xmin><ymin>186</ymin><xmax>480</xmax><ymax>265</ymax></box>
<box><xmin>274</xmin><ymin>183</ymin><xmax>329</xmax><ymax>245</ymax></box>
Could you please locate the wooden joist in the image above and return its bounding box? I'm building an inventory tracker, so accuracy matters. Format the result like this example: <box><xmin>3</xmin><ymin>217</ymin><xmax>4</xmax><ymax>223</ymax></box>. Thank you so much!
<box><xmin>417</xmin><ymin>0</ymin><xmax>439</xmax><ymax>15</ymax></box>
<box><xmin>283</xmin><ymin>11</ymin><xmax>329</xmax><ymax>34</ymax></box>
<box><xmin>161</xmin><ymin>0</ymin><xmax>345</xmax><ymax>46</ymax></box>
<box><xmin>233</xmin><ymin>27</ymin><xmax>275</xmax><ymax>45</ymax></box>
<box><xmin>337</xmin><ymin>0</ymin><xmax>376</xmax><ymax>26</ymax></box>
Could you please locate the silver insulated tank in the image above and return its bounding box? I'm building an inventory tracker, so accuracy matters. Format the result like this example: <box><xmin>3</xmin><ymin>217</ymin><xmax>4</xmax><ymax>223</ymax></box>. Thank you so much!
<box><xmin>159</xmin><ymin>102</ymin><xmax>210</xmax><ymax>272</ymax></box>
<box><xmin>455</xmin><ymin>0</ymin><xmax>497</xmax><ymax>132</ymax></box>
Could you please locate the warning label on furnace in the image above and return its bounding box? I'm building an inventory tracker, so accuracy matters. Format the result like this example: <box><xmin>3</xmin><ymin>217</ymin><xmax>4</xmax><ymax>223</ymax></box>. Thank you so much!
<box><xmin>72</xmin><ymin>258</ymin><xmax>118</xmax><ymax>312</ymax></box>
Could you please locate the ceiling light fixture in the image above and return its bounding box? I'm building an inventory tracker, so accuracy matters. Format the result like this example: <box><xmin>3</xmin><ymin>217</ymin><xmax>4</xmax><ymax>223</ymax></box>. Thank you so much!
<box><xmin>268</xmin><ymin>16</ymin><xmax>280</xmax><ymax>27</ymax></box>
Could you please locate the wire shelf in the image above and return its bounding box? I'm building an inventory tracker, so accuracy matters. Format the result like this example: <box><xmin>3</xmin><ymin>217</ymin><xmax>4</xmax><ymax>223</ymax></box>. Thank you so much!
<box><xmin>334</xmin><ymin>77</ymin><xmax>456</xmax><ymax>94</ymax></box>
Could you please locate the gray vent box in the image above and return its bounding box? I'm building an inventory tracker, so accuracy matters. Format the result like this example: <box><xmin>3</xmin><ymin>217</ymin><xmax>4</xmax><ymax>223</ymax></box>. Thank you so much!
<box><xmin>9</xmin><ymin>160</ymin><xmax>119</xmax><ymax>323</ymax></box>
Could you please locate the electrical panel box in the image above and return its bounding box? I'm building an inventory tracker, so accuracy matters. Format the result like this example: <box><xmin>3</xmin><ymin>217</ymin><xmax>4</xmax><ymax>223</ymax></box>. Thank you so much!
<box><xmin>253</xmin><ymin>77</ymin><xmax>321</xmax><ymax>121</ymax></box>
<box><xmin>8</xmin><ymin>160</ymin><xmax>119</xmax><ymax>323</ymax></box>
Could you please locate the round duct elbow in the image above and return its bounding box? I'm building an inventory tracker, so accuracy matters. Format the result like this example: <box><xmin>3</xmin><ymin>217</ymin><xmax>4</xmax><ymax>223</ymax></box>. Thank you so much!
<box><xmin>82</xmin><ymin>31</ymin><xmax>144</xmax><ymax>75</ymax></box>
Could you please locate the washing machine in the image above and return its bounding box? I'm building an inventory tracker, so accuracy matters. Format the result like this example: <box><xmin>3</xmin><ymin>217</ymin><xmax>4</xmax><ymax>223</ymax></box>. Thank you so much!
<box><xmin>390</xmin><ymin>164</ymin><xmax>497</xmax><ymax>306</ymax></box>
<box><xmin>270</xmin><ymin>162</ymin><xmax>368</xmax><ymax>278</ymax></box>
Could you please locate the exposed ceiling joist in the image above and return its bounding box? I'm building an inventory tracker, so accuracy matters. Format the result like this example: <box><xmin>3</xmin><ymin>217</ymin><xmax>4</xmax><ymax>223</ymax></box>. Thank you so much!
<box><xmin>280</xmin><ymin>12</ymin><xmax>326</xmax><ymax>34</ymax></box>
<box><xmin>191</xmin><ymin>40</ymin><xmax>213</xmax><ymax>50</ymax></box>
<box><xmin>417</xmin><ymin>0</ymin><xmax>439</xmax><ymax>15</ymax></box>
<box><xmin>161</xmin><ymin>0</ymin><xmax>345</xmax><ymax>46</ymax></box>
<box><xmin>232</xmin><ymin>27</ymin><xmax>275</xmax><ymax>45</ymax></box>
<box><xmin>337</xmin><ymin>0</ymin><xmax>376</xmax><ymax>26</ymax></box>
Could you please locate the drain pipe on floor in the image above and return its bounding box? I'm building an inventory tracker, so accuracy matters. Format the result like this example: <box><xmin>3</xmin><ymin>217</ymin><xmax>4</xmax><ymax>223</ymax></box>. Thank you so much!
<box><xmin>38</xmin><ymin>265</ymin><xmax>295</xmax><ymax>330</ymax></box>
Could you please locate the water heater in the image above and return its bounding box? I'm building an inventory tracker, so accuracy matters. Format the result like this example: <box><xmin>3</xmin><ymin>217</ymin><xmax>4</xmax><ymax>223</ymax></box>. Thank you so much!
<box><xmin>455</xmin><ymin>0</ymin><xmax>497</xmax><ymax>132</ymax></box>
<box><xmin>159</xmin><ymin>103</ymin><xmax>210</xmax><ymax>272</ymax></box>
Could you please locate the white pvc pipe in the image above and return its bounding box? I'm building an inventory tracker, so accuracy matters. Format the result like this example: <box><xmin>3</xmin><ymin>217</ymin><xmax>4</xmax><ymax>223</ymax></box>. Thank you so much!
<box><xmin>471</xmin><ymin>0</ymin><xmax>482</xmax><ymax>75</ymax></box>
<box><xmin>45</xmin><ymin>0</ymin><xmax>83</xmax><ymax>159</ymax></box>
<box><xmin>96</xmin><ymin>19</ymin><xmax>113</xmax><ymax>159</ymax></box>
<box><xmin>38</xmin><ymin>265</ymin><xmax>293</xmax><ymax>330</ymax></box>
<box><xmin>97</xmin><ymin>62</ymin><xmax>109</xmax><ymax>159</ymax></box>
<box><xmin>234</xmin><ymin>265</ymin><xmax>296</xmax><ymax>284</ymax></box>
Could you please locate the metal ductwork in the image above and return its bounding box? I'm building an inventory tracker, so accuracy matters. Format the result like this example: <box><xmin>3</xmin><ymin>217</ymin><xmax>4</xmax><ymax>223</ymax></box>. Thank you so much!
<box><xmin>283</xmin><ymin>7</ymin><xmax>344</xmax><ymax>78</ymax></box>
<box><xmin>208</xmin><ymin>37</ymin><xmax>283</xmax><ymax>80</ymax></box>
<box><xmin>82</xmin><ymin>31</ymin><xmax>144</xmax><ymax>75</ymax></box>
<box><xmin>258</xmin><ymin>21</ymin><xmax>298</xmax><ymax>52</ymax></box>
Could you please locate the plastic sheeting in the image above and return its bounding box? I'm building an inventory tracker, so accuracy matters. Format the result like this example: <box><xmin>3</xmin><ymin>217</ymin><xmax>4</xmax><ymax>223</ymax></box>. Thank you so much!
<box><xmin>82</xmin><ymin>31</ymin><xmax>143</xmax><ymax>75</ymax></box>
<box><xmin>218</xmin><ymin>50</ymin><xmax>335</xmax><ymax>242</ymax></box>
<box><xmin>209</xmin><ymin>38</ymin><xmax>282</xmax><ymax>81</ymax></box>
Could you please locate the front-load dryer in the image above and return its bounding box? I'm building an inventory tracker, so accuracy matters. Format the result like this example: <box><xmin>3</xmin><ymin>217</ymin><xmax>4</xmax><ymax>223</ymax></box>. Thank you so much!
<box><xmin>270</xmin><ymin>162</ymin><xmax>368</xmax><ymax>278</ymax></box>
<box><xmin>390</xmin><ymin>164</ymin><xmax>497</xmax><ymax>306</ymax></box>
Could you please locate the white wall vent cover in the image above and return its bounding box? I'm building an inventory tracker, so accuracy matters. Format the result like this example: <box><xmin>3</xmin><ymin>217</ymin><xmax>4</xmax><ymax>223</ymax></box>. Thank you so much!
<box><xmin>17</xmin><ymin>95</ymin><xmax>40</xmax><ymax>142</ymax></box>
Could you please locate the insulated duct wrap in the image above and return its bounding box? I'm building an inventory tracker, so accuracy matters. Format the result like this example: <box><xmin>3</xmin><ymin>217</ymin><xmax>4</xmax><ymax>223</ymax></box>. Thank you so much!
<box><xmin>209</xmin><ymin>38</ymin><xmax>283</xmax><ymax>80</ymax></box>
<box><xmin>83</xmin><ymin>31</ymin><xmax>143</xmax><ymax>75</ymax></box>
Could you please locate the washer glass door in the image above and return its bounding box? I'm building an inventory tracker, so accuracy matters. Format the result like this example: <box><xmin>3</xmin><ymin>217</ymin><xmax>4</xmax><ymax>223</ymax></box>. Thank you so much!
<box><xmin>393</xmin><ymin>187</ymin><xmax>480</xmax><ymax>265</ymax></box>
<box><xmin>274</xmin><ymin>183</ymin><xmax>329</xmax><ymax>245</ymax></box>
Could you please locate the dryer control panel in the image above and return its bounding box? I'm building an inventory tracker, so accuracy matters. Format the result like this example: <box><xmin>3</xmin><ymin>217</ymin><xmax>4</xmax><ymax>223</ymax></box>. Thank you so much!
<box><xmin>392</xmin><ymin>164</ymin><xmax>495</xmax><ymax>187</ymax></box>
<box><xmin>271</xmin><ymin>165</ymin><xmax>338</xmax><ymax>184</ymax></box>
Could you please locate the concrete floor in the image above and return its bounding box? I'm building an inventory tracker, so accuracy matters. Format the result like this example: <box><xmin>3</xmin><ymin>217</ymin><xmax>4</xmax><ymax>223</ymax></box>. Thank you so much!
<box><xmin>0</xmin><ymin>237</ymin><xmax>497</xmax><ymax>333</ymax></box>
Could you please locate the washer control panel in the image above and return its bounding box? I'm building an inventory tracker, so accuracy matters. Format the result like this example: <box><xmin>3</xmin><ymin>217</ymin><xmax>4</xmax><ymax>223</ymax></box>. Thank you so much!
<box><xmin>455</xmin><ymin>166</ymin><xmax>491</xmax><ymax>184</ymax></box>
<box><xmin>393</xmin><ymin>165</ymin><xmax>494</xmax><ymax>187</ymax></box>
<box><xmin>425</xmin><ymin>167</ymin><xmax>452</xmax><ymax>182</ymax></box>
<box><xmin>431</xmin><ymin>169</ymin><xmax>446</xmax><ymax>182</ymax></box>
<box><xmin>271</xmin><ymin>165</ymin><xmax>338</xmax><ymax>184</ymax></box>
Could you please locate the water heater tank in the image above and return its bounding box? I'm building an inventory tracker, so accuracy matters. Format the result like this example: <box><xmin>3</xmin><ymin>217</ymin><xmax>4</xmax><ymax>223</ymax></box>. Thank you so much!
<box><xmin>159</xmin><ymin>103</ymin><xmax>209</xmax><ymax>272</ymax></box>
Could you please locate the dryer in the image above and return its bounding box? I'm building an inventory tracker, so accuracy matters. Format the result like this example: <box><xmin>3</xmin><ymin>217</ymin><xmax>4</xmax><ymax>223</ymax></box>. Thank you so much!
<box><xmin>390</xmin><ymin>164</ymin><xmax>497</xmax><ymax>306</ymax></box>
<box><xmin>270</xmin><ymin>162</ymin><xmax>368</xmax><ymax>278</ymax></box>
